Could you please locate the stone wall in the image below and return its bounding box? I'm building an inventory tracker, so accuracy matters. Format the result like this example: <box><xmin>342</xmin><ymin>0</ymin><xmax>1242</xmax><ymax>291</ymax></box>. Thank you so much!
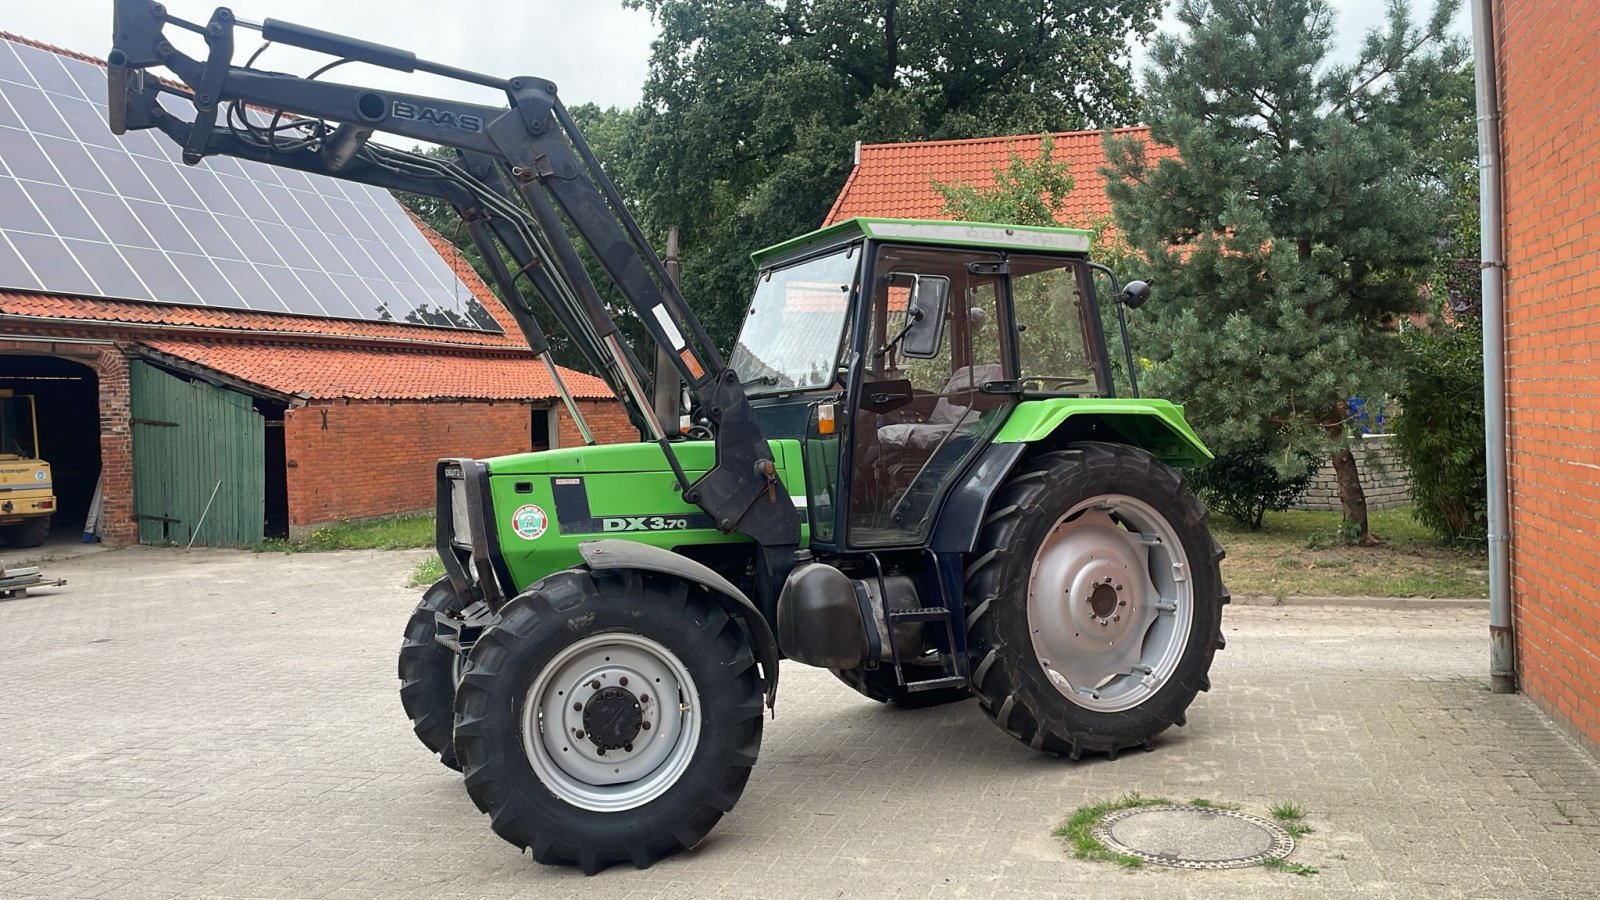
<box><xmin>1293</xmin><ymin>434</ymin><xmax>1412</xmax><ymax>512</ymax></box>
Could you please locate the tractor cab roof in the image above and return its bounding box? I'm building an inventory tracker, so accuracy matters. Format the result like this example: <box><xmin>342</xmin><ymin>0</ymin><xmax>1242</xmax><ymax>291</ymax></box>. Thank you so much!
<box><xmin>751</xmin><ymin>217</ymin><xmax>1095</xmax><ymax>269</ymax></box>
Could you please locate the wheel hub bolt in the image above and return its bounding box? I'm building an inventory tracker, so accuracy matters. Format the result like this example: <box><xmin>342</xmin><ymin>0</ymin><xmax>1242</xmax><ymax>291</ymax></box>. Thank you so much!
<box><xmin>573</xmin><ymin>702</ymin><xmax>582</xmax><ymax>711</ymax></box>
<box><xmin>623</xmin><ymin>743</ymin><xmax>634</xmax><ymax>753</ymax></box>
<box><xmin>573</xmin><ymin>729</ymin><xmax>584</xmax><ymax>739</ymax></box>
<box><xmin>1113</xmin><ymin>614</ymin><xmax>1121</xmax><ymax>622</ymax></box>
<box><xmin>597</xmin><ymin>747</ymin><xmax>606</xmax><ymax>756</ymax></box>
<box><xmin>590</xmin><ymin>680</ymin><xmax>602</xmax><ymax>690</ymax></box>
<box><xmin>619</xmin><ymin>677</ymin><xmax>629</xmax><ymax>686</ymax></box>
<box><xmin>641</xmin><ymin>695</ymin><xmax>650</xmax><ymax>705</ymax></box>
<box><xmin>641</xmin><ymin>721</ymin><xmax>651</xmax><ymax>731</ymax></box>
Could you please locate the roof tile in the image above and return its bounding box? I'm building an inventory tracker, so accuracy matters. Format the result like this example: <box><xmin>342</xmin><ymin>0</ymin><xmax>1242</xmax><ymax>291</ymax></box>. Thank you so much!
<box><xmin>140</xmin><ymin>338</ymin><xmax>613</xmax><ymax>402</ymax></box>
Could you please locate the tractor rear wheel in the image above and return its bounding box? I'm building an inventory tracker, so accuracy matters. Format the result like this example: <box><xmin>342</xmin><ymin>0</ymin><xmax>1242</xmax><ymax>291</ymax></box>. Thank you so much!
<box><xmin>398</xmin><ymin>578</ymin><xmax>466</xmax><ymax>771</ymax></box>
<box><xmin>964</xmin><ymin>442</ymin><xmax>1227</xmax><ymax>759</ymax></box>
<box><xmin>452</xmin><ymin>568</ymin><xmax>764</xmax><ymax>874</ymax></box>
<box><xmin>831</xmin><ymin>664</ymin><xmax>970</xmax><ymax>708</ymax></box>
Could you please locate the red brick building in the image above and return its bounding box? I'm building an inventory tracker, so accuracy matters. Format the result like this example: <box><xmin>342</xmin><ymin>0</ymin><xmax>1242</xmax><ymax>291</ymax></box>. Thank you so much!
<box><xmin>1493</xmin><ymin>1</ymin><xmax>1600</xmax><ymax>752</ymax></box>
<box><xmin>0</xmin><ymin>34</ymin><xmax>633</xmax><ymax>546</ymax></box>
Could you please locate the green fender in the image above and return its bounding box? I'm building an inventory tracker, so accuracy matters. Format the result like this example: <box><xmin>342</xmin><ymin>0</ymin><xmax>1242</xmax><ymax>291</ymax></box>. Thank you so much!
<box><xmin>992</xmin><ymin>398</ymin><xmax>1213</xmax><ymax>468</ymax></box>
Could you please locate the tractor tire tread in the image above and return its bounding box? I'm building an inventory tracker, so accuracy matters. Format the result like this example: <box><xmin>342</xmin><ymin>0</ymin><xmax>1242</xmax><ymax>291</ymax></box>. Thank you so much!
<box><xmin>398</xmin><ymin>579</ymin><xmax>464</xmax><ymax>771</ymax></box>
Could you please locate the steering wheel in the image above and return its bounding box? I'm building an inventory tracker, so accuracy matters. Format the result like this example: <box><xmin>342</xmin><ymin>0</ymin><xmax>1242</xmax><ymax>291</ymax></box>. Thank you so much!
<box><xmin>1020</xmin><ymin>376</ymin><xmax>1092</xmax><ymax>391</ymax></box>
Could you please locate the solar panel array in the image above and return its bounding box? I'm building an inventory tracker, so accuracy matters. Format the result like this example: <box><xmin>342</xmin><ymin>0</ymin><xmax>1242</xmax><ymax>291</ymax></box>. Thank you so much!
<box><xmin>0</xmin><ymin>36</ymin><xmax>500</xmax><ymax>332</ymax></box>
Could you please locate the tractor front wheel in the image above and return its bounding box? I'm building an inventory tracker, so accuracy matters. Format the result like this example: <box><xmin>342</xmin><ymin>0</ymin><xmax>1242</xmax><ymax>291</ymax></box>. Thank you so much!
<box><xmin>965</xmin><ymin>442</ymin><xmax>1227</xmax><ymax>758</ymax></box>
<box><xmin>398</xmin><ymin>578</ymin><xmax>466</xmax><ymax>770</ymax></box>
<box><xmin>452</xmin><ymin>569</ymin><xmax>764</xmax><ymax>874</ymax></box>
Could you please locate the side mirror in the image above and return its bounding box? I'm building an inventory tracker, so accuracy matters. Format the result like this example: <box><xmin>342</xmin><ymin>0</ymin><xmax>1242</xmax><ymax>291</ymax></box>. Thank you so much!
<box><xmin>1120</xmin><ymin>279</ymin><xmax>1152</xmax><ymax>309</ymax></box>
<box><xmin>900</xmin><ymin>275</ymin><xmax>950</xmax><ymax>359</ymax></box>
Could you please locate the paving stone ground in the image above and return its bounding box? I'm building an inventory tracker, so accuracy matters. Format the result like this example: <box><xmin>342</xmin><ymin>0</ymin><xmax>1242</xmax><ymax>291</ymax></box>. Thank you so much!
<box><xmin>1</xmin><ymin>547</ymin><xmax>1597</xmax><ymax>899</ymax></box>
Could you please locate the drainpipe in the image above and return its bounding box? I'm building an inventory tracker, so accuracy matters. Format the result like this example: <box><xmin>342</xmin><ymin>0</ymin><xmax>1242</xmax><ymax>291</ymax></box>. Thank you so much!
<box><xmin>1472</xmin><ymin>0</ymin><xmax>1515</xmax><ymax>694</ymax></box>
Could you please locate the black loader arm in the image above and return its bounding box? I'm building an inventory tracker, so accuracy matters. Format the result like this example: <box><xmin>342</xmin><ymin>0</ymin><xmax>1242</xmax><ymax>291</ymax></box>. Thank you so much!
<box><xmin>107</xmin><ymin>2</ymin><xmax>800</xmax><ymax>558</ymax></box>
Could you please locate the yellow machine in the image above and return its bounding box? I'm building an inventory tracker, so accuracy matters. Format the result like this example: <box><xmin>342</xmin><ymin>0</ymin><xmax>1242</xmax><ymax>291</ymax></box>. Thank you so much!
<box><xmin>0</xmin><ymin>390</ymin><xmax>53</xmax><ymax>548</ymax></box>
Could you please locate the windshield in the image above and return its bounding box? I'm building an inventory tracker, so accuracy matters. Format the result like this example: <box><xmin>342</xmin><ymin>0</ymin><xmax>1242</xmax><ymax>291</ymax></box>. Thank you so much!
<box><xmin>0</xmin><ymin>397</ymin><xmax>36</xmax><ymax>458</ymax></box>
<box><xmin>730</xmin><ymin>248</ymin><xmax>859</xmax><ymax>392</ymax></box>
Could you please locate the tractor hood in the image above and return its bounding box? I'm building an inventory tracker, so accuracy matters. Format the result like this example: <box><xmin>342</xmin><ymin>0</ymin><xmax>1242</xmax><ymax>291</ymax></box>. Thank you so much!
<box><xmin>483</xmin><ymin>440</ymin><xmax>801</xmax><ymax>479</ymax></box>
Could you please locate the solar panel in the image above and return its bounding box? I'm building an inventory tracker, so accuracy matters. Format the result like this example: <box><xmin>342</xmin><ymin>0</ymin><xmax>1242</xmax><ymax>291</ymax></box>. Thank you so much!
<box><xmin>0</xmin><ymin>37</ymin><xmax>500</xmax><ymax>332</ymax></box>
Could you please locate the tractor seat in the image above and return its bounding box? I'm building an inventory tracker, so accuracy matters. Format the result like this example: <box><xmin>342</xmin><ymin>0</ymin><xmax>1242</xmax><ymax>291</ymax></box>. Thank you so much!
<box><xmin>877</xmin><ymin>364</ymin><xmax>1004</xmax><ymax>452</ymax></box>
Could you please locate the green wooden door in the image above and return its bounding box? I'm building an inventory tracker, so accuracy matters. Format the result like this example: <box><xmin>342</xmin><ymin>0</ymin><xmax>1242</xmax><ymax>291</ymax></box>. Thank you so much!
<box><xmin>131</xmin><ymin>362</ymin><xmax>265</xmax><ymax>546</ymax></box>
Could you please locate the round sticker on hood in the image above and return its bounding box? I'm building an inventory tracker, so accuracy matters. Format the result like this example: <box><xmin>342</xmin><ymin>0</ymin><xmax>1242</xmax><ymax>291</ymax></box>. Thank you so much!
<box><xmin>512</xmin><ymin>504</ymin><xmax>549</xmax><ymax>540</ymax></box>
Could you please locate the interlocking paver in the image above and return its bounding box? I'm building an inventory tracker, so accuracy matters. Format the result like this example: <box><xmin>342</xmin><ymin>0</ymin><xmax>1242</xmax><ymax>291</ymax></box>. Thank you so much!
<box><xmin>1</xmin><ymin>547</ymin><xmax>1597</xmax><ymax>899</ymax></box>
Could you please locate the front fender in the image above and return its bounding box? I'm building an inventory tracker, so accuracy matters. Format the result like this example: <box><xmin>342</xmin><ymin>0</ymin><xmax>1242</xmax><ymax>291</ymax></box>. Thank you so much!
<box><xmin>577</xmin><ymin>539</ymin><xmax>781</xmax><ymax>710</ymax></box>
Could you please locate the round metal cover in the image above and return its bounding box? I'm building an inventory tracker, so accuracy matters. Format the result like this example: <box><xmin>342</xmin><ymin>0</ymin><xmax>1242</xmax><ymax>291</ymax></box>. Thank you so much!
<box><xmin>1090</xmin><ymin>805</ymin><xmax>1295</xmax><ymax>870</ymax></box>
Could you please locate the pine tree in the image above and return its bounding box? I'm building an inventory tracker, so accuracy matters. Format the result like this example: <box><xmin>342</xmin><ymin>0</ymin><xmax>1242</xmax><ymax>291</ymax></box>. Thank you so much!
<box><xmin>1105</xmin><ymin>0</ymin><xmax>1468</xmax><ymax>542</ymax></box>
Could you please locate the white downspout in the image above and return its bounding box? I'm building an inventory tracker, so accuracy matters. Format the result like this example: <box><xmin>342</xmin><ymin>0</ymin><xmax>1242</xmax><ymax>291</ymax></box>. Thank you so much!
<box><xmin>1471</xmin><ymin>0</ymin><xmax>1515</xmax><ymax>694</ymax></box>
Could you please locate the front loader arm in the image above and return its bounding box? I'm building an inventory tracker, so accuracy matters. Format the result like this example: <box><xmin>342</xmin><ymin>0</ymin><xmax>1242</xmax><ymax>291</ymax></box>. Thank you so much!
<box><xmin>107</xmin><ymin>2</ymin><xmax>801</xmax><ymax>555</ymax></box>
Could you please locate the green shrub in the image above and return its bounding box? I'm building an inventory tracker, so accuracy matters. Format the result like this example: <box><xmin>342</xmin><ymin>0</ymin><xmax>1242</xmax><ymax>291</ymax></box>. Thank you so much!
<box><xmin>1392</xmin><ymin>318</ymin><xmax>1486</xmax><ymax>543</ymax></box>
<box><xmin>1189</xmin><ymin>440</ymin><xmax>1319</xmax><ymax>530</ymax></box>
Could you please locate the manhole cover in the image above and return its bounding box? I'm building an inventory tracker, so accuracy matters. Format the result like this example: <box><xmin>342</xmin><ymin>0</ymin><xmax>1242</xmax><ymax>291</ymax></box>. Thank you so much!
<box><xmin>1090</xmin><ymin>805</ymin><xmax>1294</xmax><ymax>870</ymax></box>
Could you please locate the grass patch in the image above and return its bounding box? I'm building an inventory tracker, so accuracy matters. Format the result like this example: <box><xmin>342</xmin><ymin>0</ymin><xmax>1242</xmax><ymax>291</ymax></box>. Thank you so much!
<box><xmin>408</xmin><ymin>557</ymin><xmax>445</xmax><ymax>587</ymax></box>
<box><xmin>259</xmin><ymin>514</ymin><xmax>435</xmax><ymax>552</ymax></box>
<box><xmin>1262</xmin><ymin>858</ymin><xmax>1319</xmax><ymax>877</ymax></box>
<box><xmin>1270</xmin><ymin>801</ymin><xmax>1314</xmax><ymax>838</ymax></box>
<box><xmin>1053</xmin><ymin>792</ymin><xmax>1172</xmax><ymax>869</ymax></box>
<box><xmin>1187</xmin><ymin>798</ymin><xmax>1240</xmax><ymax>811</ymax></box>
<box><xmin>1269</xmin><ymin>801</ymin><xmax>1306</xmax><ymax>821</ymax></box>
<box><xmin>1212</xmin><ymin>506</ymin><xmax>1488</xmax><ymax>598</ymax></box>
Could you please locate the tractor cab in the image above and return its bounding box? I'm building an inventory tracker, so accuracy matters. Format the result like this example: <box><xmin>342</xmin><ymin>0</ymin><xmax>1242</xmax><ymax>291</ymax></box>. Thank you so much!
<box><xmin>730</xmin><ymin>219</ymin><xmax>1114</xmax><ymax>550</ymax></box>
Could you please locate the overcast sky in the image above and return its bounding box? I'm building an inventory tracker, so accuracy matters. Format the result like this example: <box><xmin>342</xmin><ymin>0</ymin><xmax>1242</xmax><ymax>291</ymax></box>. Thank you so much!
<box><xmin>12</xmin><ymin>0</ymin><xmax>1469</xmax><ymax>112</ymax></box>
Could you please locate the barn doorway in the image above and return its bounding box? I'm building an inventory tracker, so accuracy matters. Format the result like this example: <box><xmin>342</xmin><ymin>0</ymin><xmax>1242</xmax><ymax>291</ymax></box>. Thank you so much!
<box><xmin>0</xmin><ymin>354</ymin><xmax>99</xmax><ymax>544</ymax></box>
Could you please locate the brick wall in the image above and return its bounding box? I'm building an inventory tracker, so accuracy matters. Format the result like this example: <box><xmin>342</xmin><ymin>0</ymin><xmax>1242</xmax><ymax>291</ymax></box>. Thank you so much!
<box><xmin>558</xmin><ymin>398</ymin><xmax>639</xmax><ymax>449</ymax></box>
<box><xmin>1294</xmin><ymin>435</ymin><xmax>1413</xmax><ymax>512</ymax></box>
<box><xmin>90</xmin><ymin>347</ymin><xmax>135</xmax><ymax>546</ymax></box>
<box><xmin>284</xmin><ymin>397</ymin><xmax>636</xmax><ymax>532</ymax></box>
<box><xmin>1496</xmin><ymin>0</ymin><xmax>1600</xmax><ymax>753</ymax></box>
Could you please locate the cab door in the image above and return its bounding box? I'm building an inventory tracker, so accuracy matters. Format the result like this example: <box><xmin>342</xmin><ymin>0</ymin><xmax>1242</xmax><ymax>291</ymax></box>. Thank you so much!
<box><xmin>845</xmin><ymin>247</ymin><xmax>1012</xmax><ymax>547</ymax></box>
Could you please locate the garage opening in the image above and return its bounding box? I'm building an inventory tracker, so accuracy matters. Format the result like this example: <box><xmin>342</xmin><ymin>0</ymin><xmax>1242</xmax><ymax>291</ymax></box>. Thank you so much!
<box><xmin>255</xmin><ymin>397</ymin><xmax>289</xmax><ymax>540</ymax></box>
<box><xmin>0</xmin><ymin>354</ymin><xmax>100</xmax><ymax>544</ymax></box>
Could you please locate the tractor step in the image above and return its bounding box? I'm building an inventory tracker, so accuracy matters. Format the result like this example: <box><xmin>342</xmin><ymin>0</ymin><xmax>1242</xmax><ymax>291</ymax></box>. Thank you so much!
<box><xmin>903</xmin><ymin>675</ymin><xmax>968</xmax><ymax>693</ymax></box>
<box><xmin>889</xmin><ymin>607</ymin><xmax>957</xmax><ymax>622</ymax></box>
<box><xmin>434</xmin><ymin>601</ymin><xmax>494</xmax><ymax>656</ymax></box>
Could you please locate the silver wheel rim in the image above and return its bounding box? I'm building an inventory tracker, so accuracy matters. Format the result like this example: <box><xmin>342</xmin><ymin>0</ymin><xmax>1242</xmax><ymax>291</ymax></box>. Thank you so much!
<box><xmin>1026</xmin><ymin>493</ymin><xmax>1194</xmax><ymax>713</ymax></box>
<box><xmin>521</xmin><ymin>632</ymin><xmax>701</xmax><ymax>812</ymax></box>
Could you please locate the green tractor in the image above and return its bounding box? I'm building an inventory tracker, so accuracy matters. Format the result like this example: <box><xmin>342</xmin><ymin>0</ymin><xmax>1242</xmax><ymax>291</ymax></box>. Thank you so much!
<box><xmin>112</xmin><ymin>3</ymin><xmax>1226</xmax><ymax>876</ymax></box>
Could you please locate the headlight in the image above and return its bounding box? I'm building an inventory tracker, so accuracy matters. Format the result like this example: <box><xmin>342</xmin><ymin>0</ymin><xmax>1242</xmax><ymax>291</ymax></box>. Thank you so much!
<box><xmin>449</xmin><ymin>476</ymin><xmax>473</xmax><ymax>548</ymax></box>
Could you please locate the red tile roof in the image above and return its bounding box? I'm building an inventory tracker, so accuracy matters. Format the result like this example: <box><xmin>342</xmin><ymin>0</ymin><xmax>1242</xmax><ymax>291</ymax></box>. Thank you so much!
<box><xmin>824</xmin><ymin>127</ymin><xmax>1174</xmax><ymax>227</ymax></box>
<box><xmin>140</xmin><ymin>338</ymin><xmax>613</xmax><ymax>402</ymax></box>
